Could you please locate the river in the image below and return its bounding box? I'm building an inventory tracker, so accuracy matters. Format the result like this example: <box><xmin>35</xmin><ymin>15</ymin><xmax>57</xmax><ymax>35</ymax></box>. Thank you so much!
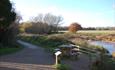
<box><xmin>89</xmin><ymin>41</ymin><xmax>115</xmax><ymax>54</ymax></box>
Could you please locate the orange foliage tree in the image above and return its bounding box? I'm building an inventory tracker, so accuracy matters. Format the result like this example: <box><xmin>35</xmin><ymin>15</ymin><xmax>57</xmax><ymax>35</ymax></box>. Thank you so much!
<box><xmin>68</xmin><ymin>22</ymin><xmax>82</xmax><ymax>33</ymax></box>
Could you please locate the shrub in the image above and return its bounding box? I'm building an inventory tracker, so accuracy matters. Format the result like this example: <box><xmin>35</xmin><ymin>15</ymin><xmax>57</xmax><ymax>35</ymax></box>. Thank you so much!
<box><xmin>68</xmin><ymin>22</ymin><xmax>82</xmax><ymax>33</ymax></box>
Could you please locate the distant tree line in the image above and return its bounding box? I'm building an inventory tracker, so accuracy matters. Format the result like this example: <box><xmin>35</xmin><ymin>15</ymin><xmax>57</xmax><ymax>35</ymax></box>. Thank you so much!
<box><xmin>58</xmin><ymin>26</ymin><xmax>68</xmax><ymax>31</ymax></box>
<box><xmin>82</xmin><ymin>27</ymin><xmax>115</xmax><ymax>30</ymax></box>
<box><xmin>58</xmin><ymin>26</ymin><xmax>115</xmax><ymax>31</ymax></box>
<box><xmin>19</xmin><ymin>13</ymin><xmax>63</xmax><ymax>34</ymax></box>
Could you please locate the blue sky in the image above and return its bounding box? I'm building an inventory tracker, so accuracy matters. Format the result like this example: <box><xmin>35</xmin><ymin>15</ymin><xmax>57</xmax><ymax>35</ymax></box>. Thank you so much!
<box><xmin>10</xmin><ymin>0</ymin><xmax>115</xmax><ymax>27</ymax></box>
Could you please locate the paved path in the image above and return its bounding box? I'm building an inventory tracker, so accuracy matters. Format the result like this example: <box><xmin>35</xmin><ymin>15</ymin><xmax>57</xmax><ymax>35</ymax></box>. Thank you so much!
<box><xmin>0</xmin><ymin>40</ymin><xmax>56</xmax><ymax>70</ymax></box>
<box><xmin>61</xmin><ymin>53</ymin><xmax>90</xmax><ymax>70</ymax></box>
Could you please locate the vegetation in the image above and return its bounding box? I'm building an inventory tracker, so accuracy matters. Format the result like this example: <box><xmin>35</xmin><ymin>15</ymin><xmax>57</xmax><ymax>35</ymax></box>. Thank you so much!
<box><xmin>19</xmin><ymin>34</ymin><xmax>115</xmax><ymax>70</ymax></box>
<box><xmin>82</xmin><ymin>27</ymin><xmax>115</xmax><ymax>30</ymax></box>
<box><xmin>68</xmin><ymin>22</ymin><xmax>82</xmax><ymax>33</ymax></box>
<box><xmin>0</xmin><ymin>0</ymin><xmax>16</xmax><ymax>28</ymax></box>
<box><xmin>0</xmin><ymin>0</ymin><xmax>22</xmax><ymax>55</ymax></box>
<box><xmin>73</xmin><ymin>39</ymin><xmax>108</xmax><ymax>53</ymax></box>
<box><xmin>19</xmin><ymin>35</ymin><xmax>72</xmax><ymax>52</ymax></box>
<box><xmin>0</xmin><ymin>44</ymin><xmax>23</xmax><ymax>55</ymax></box>
<box><xmin>19</xmin><ymin>22</ymin><xmax>32</xmax><ymax>33</ymax></box>
<box><xmin>77</xmin><ymin>31</ymin><xmax>115</xmax><ymax>42</ymax></box>
<box><xmin>19</xmin><ymin>33</ymin><xmax>109</xmax><ymax>55</ymax></box>
<box><xmin>58</xmin><ymin>31</ymin><xmax>115</xmax><ymax>42</ymax></box>
<box><xmin>0</xmin><ymin>0</ymin><xmax>18</xmax><ymax>48</ymax></box>
<box><xmin>56</xmin><ymin>64</ymin><xmax>71</xmax><ymax>70</ymax></box>
<box><xmin>19</xmin><ymin>13</ymin><xmax>63</xmax><ymax>34</ymax></box>
<box><xmin>0</xmin><ymin>0</ymin><xmax>114</xmax><ymax>70</ymax></box>
<box><xmin>92</xmin><ymin>55</ymin><xmax>115</xmax><ymax>70</ymax></box>
<box><xmin>58</xmin><ymin>26</ymin><xmax>115</xmax><ymax>31</ymax></box>
<box><xmin>78</xmin><ymin>30</ymin><xmax>115</xmax><ymax>34</ymax></box>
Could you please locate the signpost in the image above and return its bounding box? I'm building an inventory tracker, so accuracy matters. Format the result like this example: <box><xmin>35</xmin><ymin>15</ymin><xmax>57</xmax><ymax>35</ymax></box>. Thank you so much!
<box><xmin>76</xmin><ymin>46</ymin><xmax>80</xmax><ymax>51</ymax></box>
<box><xmin>55</xmin><ymin>51</ymin><xmax>62</xmax><ymax>65</ymax></box>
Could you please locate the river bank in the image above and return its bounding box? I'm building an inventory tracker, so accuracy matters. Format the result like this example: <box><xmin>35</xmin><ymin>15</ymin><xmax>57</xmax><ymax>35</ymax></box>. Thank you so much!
<box><xmin>88</xmin><ymin>40</ymin><xmax>115</xmax><ymax>55</ymax></box>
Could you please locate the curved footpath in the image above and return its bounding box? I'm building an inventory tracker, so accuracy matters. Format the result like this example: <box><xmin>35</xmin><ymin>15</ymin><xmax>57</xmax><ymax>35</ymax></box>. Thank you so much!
<box><xmin>0</xmin><ymin>40</ymin><xmax>90</xmax><ymax>70</ymax></box>
<box><xmin>0</xmin><ymin>40</ymin><xmax>56</xmax><ymax>70</ymax></box>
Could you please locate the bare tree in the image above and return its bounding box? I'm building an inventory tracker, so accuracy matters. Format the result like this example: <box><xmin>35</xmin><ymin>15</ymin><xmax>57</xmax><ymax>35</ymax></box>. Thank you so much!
<box><xmin>27</xmin><ymin>13</ymin><xmax>63</xmax><ymax>34</ymax></box>
<box><xmin>30</xmin><ymin>13</ymin><xmax>43</xmax><ymax>23</ymax></box>
<box><xmin>43</xmin><ymin>13</ymin><xmax>63</xmax><ymax>33</ymax></box>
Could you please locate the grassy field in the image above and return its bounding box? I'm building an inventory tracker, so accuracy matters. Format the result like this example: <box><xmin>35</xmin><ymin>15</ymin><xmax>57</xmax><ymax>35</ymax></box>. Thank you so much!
<box><xmin>59</xmin><ymin>30</ymin><xmax>115</xmax><ymax>35</ymax></box>
<box><xmin>78</xmin><ymin>30</ymin><xmax>115</xmax><ymax>34</ymax></box>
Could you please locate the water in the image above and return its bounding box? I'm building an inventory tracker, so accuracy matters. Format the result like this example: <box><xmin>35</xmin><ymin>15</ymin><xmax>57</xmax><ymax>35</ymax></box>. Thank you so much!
<box><xmin>89</xmin><ymin>41</ymin><xmax>115</xmax><ymax>54</ymax></box>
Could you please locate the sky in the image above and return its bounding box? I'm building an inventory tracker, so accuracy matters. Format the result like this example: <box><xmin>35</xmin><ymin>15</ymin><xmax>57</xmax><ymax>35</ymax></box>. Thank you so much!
<box><xmin>10</xmin><ymin>0</ymin><xmax>115</xmax><ymax>27</ymax></box>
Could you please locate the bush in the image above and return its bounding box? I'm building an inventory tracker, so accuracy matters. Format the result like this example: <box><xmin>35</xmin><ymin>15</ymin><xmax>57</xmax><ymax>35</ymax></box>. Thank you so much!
<box><xmin>92</xmin><ymin>55</ymin><xmax>115</xmax><ymax>70</ymax></box>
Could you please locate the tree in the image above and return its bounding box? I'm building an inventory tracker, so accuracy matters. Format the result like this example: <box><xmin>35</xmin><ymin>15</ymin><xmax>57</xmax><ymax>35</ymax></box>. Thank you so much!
<box><xmin>26</xmin><ymin>13</ymin><xmax>63</xmax><ymax>34</ymax></box>
<box><xmin>0</xmin><ymin>0</ymin><xmax>16</xmax><ymax>29</ymax></box>
<box><xmin>0</xmin><ymin>0</ymin><xmax>16</xmax><ymax>46</ymax></box>
<box><xmin>25</xmin><ymin>22</ymin><xmax>48</xmax><ymax>34</ymax></box>
<box><xmin>19</xmin><ymin>21</ymin><xmax>32</xmax><ymax>33</ymax></box>
<box><xmin>43</xmin><ymin>13</ymin><xmax>63</xmax><ymax>33</ymax></box>
<box><xmin>68</xmin><ymin>22</ymin><xmax>82</xmax><ymax>33</ymax></box>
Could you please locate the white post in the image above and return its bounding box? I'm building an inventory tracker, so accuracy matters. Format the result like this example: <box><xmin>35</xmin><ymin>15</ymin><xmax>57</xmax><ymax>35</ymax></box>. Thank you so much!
<box><xmin>56</xmin><ymin>55</ymin><xmax>58</xmax><ymax>65</ymax></box>
<box><xmin>55</xmin><ymin>51</ymin><xmax>62</xmax><ymax>65</ymax></box>
<box><xmin>77</xmin><ymin>46</ymin><xmax>80</xmax><ymax>51</ymax></box>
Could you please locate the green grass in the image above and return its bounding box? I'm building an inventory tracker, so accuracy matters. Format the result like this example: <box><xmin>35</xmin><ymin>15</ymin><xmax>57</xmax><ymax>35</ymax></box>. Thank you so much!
<box><xmin>19</xmin><ymin>35</ymin><xmax>71</xmax><ymax>52</ymax></box>
<box><xmin>0</xmin><ymin>46</ymin><xmax>23</xmax><ymax>55</ymax></box>
<box><xmin>56</xmin><ymin>64</ymin><xmax>71</xmax><ymax>70</ymax></box>
<box><xmin>19</xmin><ymin>34</ymin><xmax>109</xmax><ymax>54</ymax></box>
<box><xmin>92</xmin><ymin>55</ymin><xmax>115</xmax><ymax>70</ymax></box>
<box><xmin>19</xmin><ymin>34</ymin><xmax>115</xmax><ymax>70</ymax></box>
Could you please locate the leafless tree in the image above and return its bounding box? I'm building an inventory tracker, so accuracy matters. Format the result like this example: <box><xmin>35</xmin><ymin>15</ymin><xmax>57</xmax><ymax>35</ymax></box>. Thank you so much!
<box><xmin>26</xmin><ymin>13</ymin><xmax>63</xmax><ymax>34</ymax></box>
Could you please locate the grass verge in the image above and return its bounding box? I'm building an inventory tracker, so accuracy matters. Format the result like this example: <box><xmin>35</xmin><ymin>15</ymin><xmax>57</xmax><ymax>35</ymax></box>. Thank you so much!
<box><xmin>54</xmin><ymin>64</ymin><xmax>71</xmax><ymax>70</ymax></box>
<box><xmin>0</xmin><ymin>44</ymin><xmax>23</xmax><ymax>56</ymax></box>
<box><xmin>19</xmin><ymin>35</ymin><xmax>71</xmax><ymax>53</ymax></box>
<box><xmin>91</xmin><ymin>55</ymin><xmax>115</xmax><ymax>70</ymax></box>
